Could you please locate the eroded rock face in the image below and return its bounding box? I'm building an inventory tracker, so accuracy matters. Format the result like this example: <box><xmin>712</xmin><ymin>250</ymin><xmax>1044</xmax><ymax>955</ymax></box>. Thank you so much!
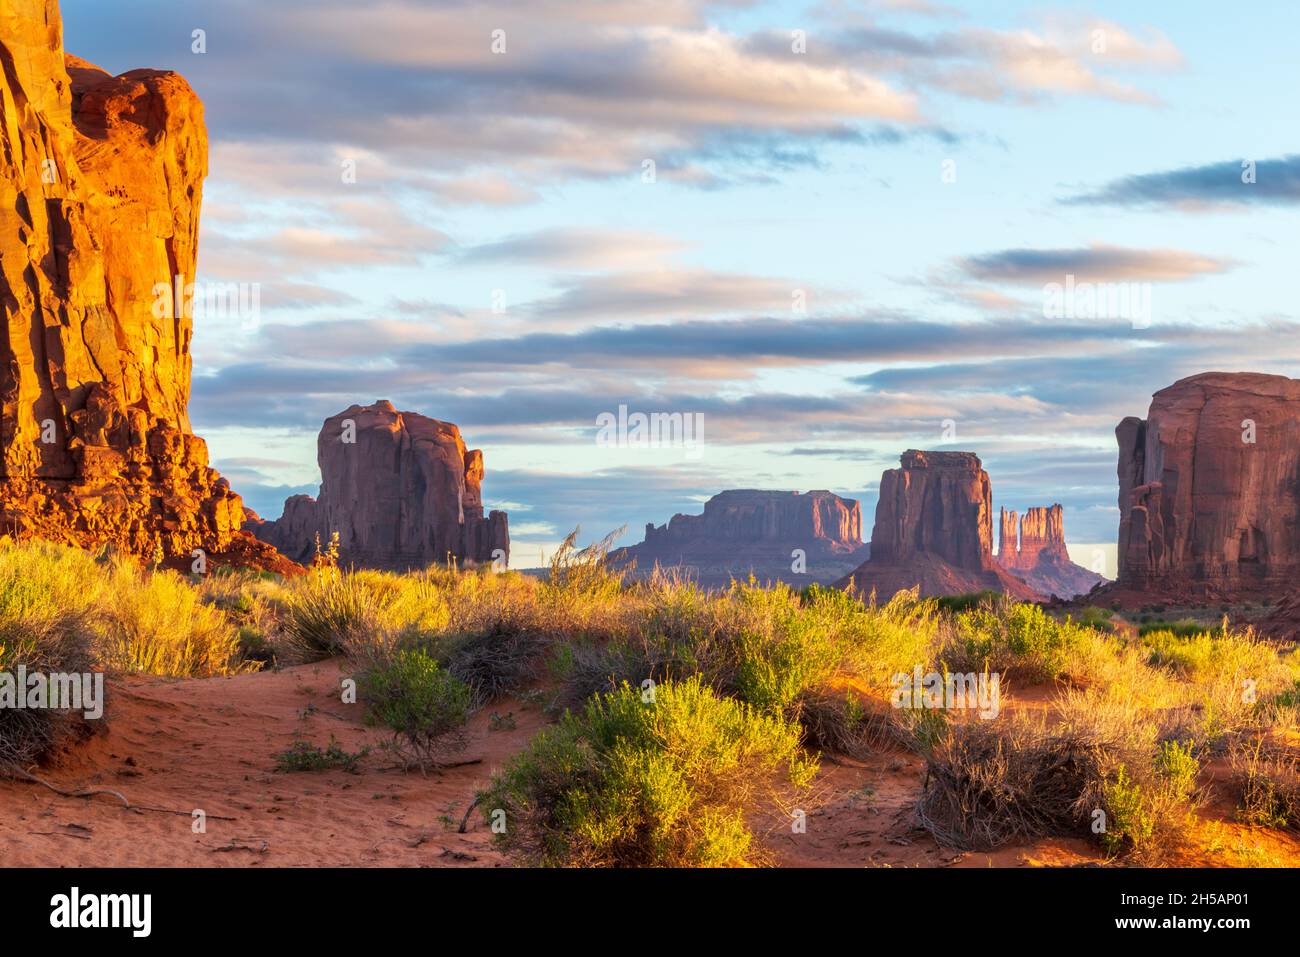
<box><xmin>249</xmin><ymin>402</ymin><xmax>510</xmax><ymax>571</ymax></box>
<box><xmin>0</xmin><ymin>1</ymin><xmax>283</xmax><ymax>567</ymax></box>
<box><xmin>839</xmin><ymin>450</ymin><xmax>1040</xmax><ymax>600</ymax></box>
<box><xmin>610</xmin><ymin>489</ymin><xmax>867</xmax><ymax>587</ymax></box>
<box><xmin>1116</xmin><ymin>372</ymin><xmax>1300</xmax><ymax>599</ymax></box>
<box><xmin>998</xmin><ymin>504</ymin><xmax>1105</xmax><ymax>599</ymax></box>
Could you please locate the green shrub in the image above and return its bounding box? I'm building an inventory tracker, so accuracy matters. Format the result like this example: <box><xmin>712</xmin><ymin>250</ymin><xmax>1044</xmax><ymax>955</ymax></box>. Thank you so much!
<box><xmin>1100</xmin><ymin>740</ymin><xmax>1200</xmax><ymax>857</ymax></box>
<box><xmin>1076</xmin><ymin>606</ymin><xmax>1117</xmax><ymax>634</ymax></box>
<box><xmin>481</xmin><ymin>676</ymin><xmax>816</xmax><ymax>866</ymax></box>
<box><xmin>935</xmin><ymin>590</ymin><xmax>1002</xmax><ymax>614</ymax></box>
<box><xmin>949</xmin><ymin>602</ymin><xmax>1085</xmax><ymax>680</ymax></box>
<box><xmin>360</xmin><ymin>649</ymin><xmax>471</xmax><ymax>770</ymax></box>
<box><xmin>275</xmin><ymin>736</ymin><xmax>369</xmax><ymax>773</ymax></box>
<box><xmin>1138</xmin><ymin>619</ymin><xmax>1212</xmax><ymax>639</ymax></box>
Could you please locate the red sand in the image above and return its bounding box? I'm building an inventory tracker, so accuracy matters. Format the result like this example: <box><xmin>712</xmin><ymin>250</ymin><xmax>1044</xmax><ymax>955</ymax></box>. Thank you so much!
<box><xmin>2</xmin><ymin>664</ymin><xmax>1296</xmax><ymax>867</ymax></box>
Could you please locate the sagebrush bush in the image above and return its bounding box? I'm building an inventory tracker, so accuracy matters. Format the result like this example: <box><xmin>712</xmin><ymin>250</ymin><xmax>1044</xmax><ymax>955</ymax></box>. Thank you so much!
<box><xmin>481</xmin><ymin>676</ymin><xmax>817</xmax><ymax>866</ymax></box>
<box><xmin>1099</xmin><ymin>740</ymin><xmax>1200</xmax><ymax>858</ymax></box>
<box><xmin>948</xmin><ymin>602</ymin><xmax>1088</xmax><ymax>681</ymax></box>
<box><xmin>360</xmin><ymin>649</ymin><xmax>471</xmax><ymax>770</ymax></box>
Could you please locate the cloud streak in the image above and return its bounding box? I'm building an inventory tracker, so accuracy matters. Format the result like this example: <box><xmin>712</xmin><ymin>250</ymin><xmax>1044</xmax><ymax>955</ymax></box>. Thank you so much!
<box><xmin>1066</xmin><ymin>155</ymin><xmax>1300</xmax><ymax>209</ymax></box>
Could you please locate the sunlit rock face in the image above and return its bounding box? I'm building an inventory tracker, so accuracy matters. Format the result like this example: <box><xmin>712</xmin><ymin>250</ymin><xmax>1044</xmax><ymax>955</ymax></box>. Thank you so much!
<box><xmin>1116</xmin><ymin>371</ymin><xmax>1300</xmax><ymax>599</ymax></box>
<box><xmin>249</xmin><ymin>402</ymin><xmax>510</xmax><ymax>571</ymax></box>
<box><xmin>0</xmin><ymin>0</ymin><xmax>282</xmax><ymax>567</ymax></box>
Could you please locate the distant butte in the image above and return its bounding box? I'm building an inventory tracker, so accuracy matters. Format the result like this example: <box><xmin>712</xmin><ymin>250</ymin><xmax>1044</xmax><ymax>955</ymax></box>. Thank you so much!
<box><xmin>248</xmin><ymin>402</ymin><xmax>510</xmax><ymax>571</ymax></box>
<box><xmin>609</xmin><ymin>489</ymin><xmax>868</xmax><ymax>587</ymax></box>
<box><xmin>837</xmin><ymin>450</ymin><xmax>1041</xmax><ymax>601</ymax></box>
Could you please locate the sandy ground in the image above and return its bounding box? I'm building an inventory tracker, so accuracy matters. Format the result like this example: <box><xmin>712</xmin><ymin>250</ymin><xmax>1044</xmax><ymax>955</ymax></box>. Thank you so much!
<box><xmin>2</xmin><ymin>663</ymin><xmax>1298</xmax><ymax>867</ymax></box>
<box><xmin>0</xmin><ymin>661</ymin><xmax>540</xmax><ymax>866</ymax></box>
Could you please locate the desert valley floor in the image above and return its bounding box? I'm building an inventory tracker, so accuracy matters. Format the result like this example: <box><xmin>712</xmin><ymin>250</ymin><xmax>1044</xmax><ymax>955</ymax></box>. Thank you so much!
<box><xmin>5</xmin><ymin>658</ymin><xmax>1297</xmax><ymax>869</ymax></box>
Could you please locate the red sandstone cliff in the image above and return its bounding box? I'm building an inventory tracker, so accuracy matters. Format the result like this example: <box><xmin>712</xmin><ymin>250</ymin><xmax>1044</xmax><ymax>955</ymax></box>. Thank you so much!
<box><xmin>1115</xmin><ymin>372</ymin><xmax>1300</xmax><ymax>600</ymax></box>
<box><xmin>997</xmin><ymin>504</ymin><xmax>1105</xmax><ymax>598</ymax></box>
<box><xmin>609</xmin><ymin>489</ymin><xmax>867</xmax><ymax>587</ymax></box>
<box><xmin>0</xmin><ymin>0</ymin><xmax>285</xmax><ymax>568</ymax></box>
<box><xmin>839</xmin><ymin>451</ymin><xmax>1041</xmax><ymax>601</ymax></box>
<box><xmin>249</xmin><ymin>402</ymin><xmax>510</xmax><ymax>571</ymax></box>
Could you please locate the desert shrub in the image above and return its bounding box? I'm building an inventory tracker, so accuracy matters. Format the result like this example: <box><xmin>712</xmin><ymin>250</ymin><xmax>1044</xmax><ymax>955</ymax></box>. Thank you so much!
<box><xmin>432</xmin><ymin>570</ymin><xmax>553</xmax><ymax>704</ymax></box>
<box><xmin>0</xmin><ymin>541</ymin><xmax>102</xmax><ymax>769</ymax></box>
<box><xmin>731</xmin><ymin>586</ymin><xmax>848</xmax><ymax>714</ymax></box>
<box><xmin>97</xmin><ymin>562</ymin><xmax>246</xmax><ymax>677</ymax></box>
<box><xmin>275</xmin><ymin>736</ymin><xmax>369</xmax><ymax>773</ymax></box>
<box><xmin>1138</xmin><ymin>619</ymin><xmax>1214</xmax><ymax>639</ymax></box>
<box><xmin>918</xmin><ymin>688</ymin><xmax>1201</xmax><ymax>858</ymax></box>
<box><xmin>199</xmin><ymin>570</ymin><xmax>287</xmax><ymax>667</ymax></box>
<box><xmin>1232</xmin><ymin>737</ymin><xmax>1300</xmax><ymax>830</ymax></box>
<box><xmin>935</xmin><ymin>590</ymin><xmax>1003</xmax><ymax>614</ymax></box>
<box><xmin>948</xmin><ymin>602</ymin><xmax>1087</xmax><ymax>681</ymax></box>
<box><xmin>916</xmin><ymin>715</ymin><xmax>1107</xmax><ymax>849</ymax></box>
<box><xmin>1099</xmin><ymin>740</ymin><xmax>1200</xmax><ymax>858</ymax></box>
<box><xmin>280</xmin><ymin>568</ymin><xmax>449</xmax><ymax>660</ymax></box>
<box><xmin>359</xmin><ymin>649</ymin><xmax>471</xmax><ymax>770</ymax></box>
<box><xmin>1076</xmin><ymin>606</ymin><xmax>1117</xmax><ymax>634</ymax></box>
<box><xmin>440</xmin><ymin>624</ymin><xmax>550</xmax><ymax>707</ymax></box>
<box><xmin>550</xmin><ymin>581</ymin><xmax>939</xmax><ymax>754</ymax></box>
<box><xmin>481</xmin><ymin>676</ymin><xmax>817</xmax><ymax>866</ymax></box>
<box><xmin>1143</xmin><ymin>627</ymin><xmax>1297</xmax><ymax>748</ymax></box>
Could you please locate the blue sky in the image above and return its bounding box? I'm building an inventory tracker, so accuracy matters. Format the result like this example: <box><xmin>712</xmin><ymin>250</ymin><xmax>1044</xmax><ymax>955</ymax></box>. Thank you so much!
<box><xmin>63</xmin><ymin>0</ymin><xmax>1300</xmax><ymax>571</ymax></box>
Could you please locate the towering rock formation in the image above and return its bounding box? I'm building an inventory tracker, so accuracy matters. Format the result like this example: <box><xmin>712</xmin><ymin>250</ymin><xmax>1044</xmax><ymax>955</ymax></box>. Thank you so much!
<box><xmin>1115</xmin><ymin>372</ymin><xmax>1300</xmax><ymax>600</ymax></box>
<box><xmin>609</xmin><ymin>489</ymin><xmax>867</xmax><ymax>587</ymax></box>
<box><xmin>839</xmin><ymin>451</ymin><xmax>1040</xmax><ymax>600</ymax></box>
<box><xmin>249</xmin><ymin>402</ymin><xmax>510</xmax><ymax>571</ymax></box>
<box><xmin>998</xmin><ymin>508</ymin><xmax>1019</xmax><ymax>568</ymax></box>
<box><xmin>997</xmin><ymin>504</ymin><xmax>1105</xmax><ymax>598</ymax></box>
<box><xmin>0</xmin><ymin>0</ymin><xmax>284</xmax><ymax>567</ymax></box>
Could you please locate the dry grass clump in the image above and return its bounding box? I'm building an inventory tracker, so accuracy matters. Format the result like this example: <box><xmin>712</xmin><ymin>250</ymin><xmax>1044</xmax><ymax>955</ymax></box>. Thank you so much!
<box><xmin>277</xmin><ymin>567</ymin><xmax>451</xmax><ymax>661</ymax></box>
<box><xmin>0</xmin><ymin>541</ymin><xmax>101</xmax><ymax>770</ymax></box>
<box><xmin>1231</xmin><ymin>735</ymin><xmax>1300</xmax><ymax>831</ymax></box>
<box><xmin>916</xmin><ymin>715</ymin><xmax>1107</xmax><ymax>849</ymax></box>
<box><xmin>0</xmin><ymin>539</ymin><xmax>250</xmax><ymax>682</ymax></box>
<box><xmin>97</xmin><ymin>561</ymin><xmax>247</xmax><ymax>677</ymax></box>
<box><xmin>917</xmin><ymin>686</ymin><xmax>1202</xmax><ymax>860</ymax></box>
